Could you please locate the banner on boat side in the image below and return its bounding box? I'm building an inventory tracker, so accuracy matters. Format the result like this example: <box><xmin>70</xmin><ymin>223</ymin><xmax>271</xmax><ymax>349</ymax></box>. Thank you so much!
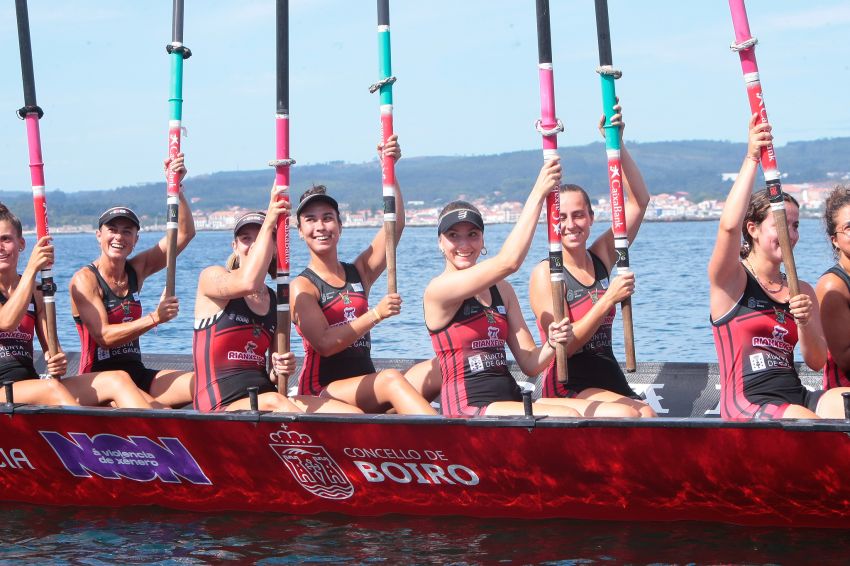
<box><xmin>39</xmin><ymin>431</ymin><xmax>212</xmax><ymax>485</ymax></box>
<box><xmin>268</xmin><ymin>424</ymin><xmax>481</xmax><ymax>500</ymax></box>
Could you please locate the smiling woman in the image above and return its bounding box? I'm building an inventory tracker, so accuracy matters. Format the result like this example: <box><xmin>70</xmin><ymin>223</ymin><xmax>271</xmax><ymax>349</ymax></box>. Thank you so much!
<box><xmin>68</xmin><ymin>154</ymin><xmax>196</xmax><ymax>408</ymax></box>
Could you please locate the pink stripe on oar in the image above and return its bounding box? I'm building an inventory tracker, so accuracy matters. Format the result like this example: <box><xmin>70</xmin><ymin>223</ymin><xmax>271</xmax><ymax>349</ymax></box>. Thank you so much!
<box><xmin>25</xmin><ymin>114</ymin><xmax>49</xmax><ymax>240</ymax></box>
<box><xmin>607</xmin><ymin>153</ymin><xmax>627</xmax><ymax>239</ymax></box>
<box><xmin>166</xmin><ymin>124</ymin><xmax>182</xmax><ymax>197</ymax></box>
<box><xmin>538</xmin><ymin>67</ymin><xmax>558</xmax><ymax>153</ymax></box>
<box><xmin>274</xmin><ymin>114</ymin><xmax>291</xmax><ymax>276</ymax></box>
<box><xmin>380</xmin><ymin>109</ymin><xmax>395</xmax><ymax>187</ymax></box>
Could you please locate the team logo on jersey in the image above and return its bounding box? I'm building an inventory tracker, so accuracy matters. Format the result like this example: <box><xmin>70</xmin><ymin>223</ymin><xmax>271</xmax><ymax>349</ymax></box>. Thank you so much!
<box><xmin>566</xmin><ymin>289</ymin><xmax>575</xmax><ymax>302</ymax></box>
<box><xmin>752</xmin><ymin>325</ymin><xmax>793</xmax><ymax>353</ymax></box>
<box><xmin>471</xmin><ymin>326</ymin><xmax>503</xmax><ymax>350</ymax></box>
<box><xmin>343</xmin><ymin>307</ymin><xmax>357</xmax><ymax>322</ymax></box>
<box><xmin>485</xmin><ymin>308</ymin><xmax>495</xmax><ymax>324</ymax></box>
<box><xmin>227</xmin><ymin>341</ymin><xmax>265</xmax><ymax>363</ymax></box>
<box><xmin>268</xmin><ymin>425</ymin><xmax>354</xmax><ymax>500</ymax></box>
<box><xmin>252</xmin><ymin>322</ymin><xmax>262</xmax><ymax>337</ymax></box>
<box><xmin>773</xmin><ymin>307</ymin><xmax>786</xmax><ymax>324</ymax></box>
<box><xmin>341</xmin><ymin>291</ymin><xmax>351</xmax><ymax>305</ymax></box>
<box><xmin>590</xmin><ymin>290</ymin><xmax>599</xmax><ymax>304</ymax></box>
<box><xmin>121</xmin><ymin>301</ymin><xmax>131</xmax><ymax>316</ymax></box>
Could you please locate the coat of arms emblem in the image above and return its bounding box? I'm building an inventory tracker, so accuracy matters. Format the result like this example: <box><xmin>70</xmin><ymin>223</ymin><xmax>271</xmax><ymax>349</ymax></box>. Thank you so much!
<box><xmin>268</xmin><ymin>425</ymin><xmax>354</xmax><ymax>500</ymax></box>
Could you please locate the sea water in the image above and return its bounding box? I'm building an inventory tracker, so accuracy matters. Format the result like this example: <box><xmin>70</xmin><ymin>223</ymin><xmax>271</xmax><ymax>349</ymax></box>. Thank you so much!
<box><xmin>4</xmin><ymin>219</ymin><xmax>847</xmax><ymax>564</ymax></box>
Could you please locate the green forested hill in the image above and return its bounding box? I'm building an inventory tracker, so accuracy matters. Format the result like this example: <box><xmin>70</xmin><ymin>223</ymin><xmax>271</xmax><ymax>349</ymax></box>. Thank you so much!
<box><xmin>1</xmin><ymin>137</ymin><xmax>848</xmax><ymax>228</ymax></box>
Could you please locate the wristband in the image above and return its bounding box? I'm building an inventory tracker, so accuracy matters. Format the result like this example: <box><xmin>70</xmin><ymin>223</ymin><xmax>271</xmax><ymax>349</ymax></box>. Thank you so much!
<box><xmin>371</xmin><ymin>308</ymin><xmax>383</xmax><ymax>324</ymax></box>
<box><xmin>149</xmin><ymin>313</ymin><xmax>158</xmax><ymax>327</ymax></box>
<box><xmin>547</xmin><ymin>337</ymin><xmax>557</xmax><ymax>349</ymax></box>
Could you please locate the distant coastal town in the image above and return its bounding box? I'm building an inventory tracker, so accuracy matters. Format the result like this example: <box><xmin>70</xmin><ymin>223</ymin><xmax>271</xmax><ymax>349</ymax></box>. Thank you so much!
<box><xmin>179</xmin><ymin>179</ymin><xmax>837</xmax><ymax>233</ymax></box>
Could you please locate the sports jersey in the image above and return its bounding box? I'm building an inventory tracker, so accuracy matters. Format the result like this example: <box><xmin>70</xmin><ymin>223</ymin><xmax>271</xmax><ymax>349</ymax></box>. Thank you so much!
<box><xmin>193</xmin><ymin>287</ymin><xmax>277</xmax><ymax>411</ymax></box>
<box><xmin>75</xmin><ymin>263</ymin><xmax>143</xmax><ymax>374</ymax></box>
<box><xmin>296</xmin><ymin>262</ymin><xmax>376</xmax><ymax>395</ymax></box>
<box><xmin>712</xmin><ymin>268</ymin><xmax>821</xmax><ymax>419</ymax></box>
<box><xmin>820</xmin><ymin>265</ymin><xmax>850</xmax><ymax>389</ymax></box>
<box><xmin>540</xmin><ymin>252</ymin><xmax>635</xmax><ymax>399</ymax></box>
<box><xmin>430</xmin><ymin>285</ymin><xmax>521</xmax><ymax>416</ymax></box>
<box><xmin>0</xmin><ymin>290</ymin><xmax>37</xmax><ymax>382</ymax></box>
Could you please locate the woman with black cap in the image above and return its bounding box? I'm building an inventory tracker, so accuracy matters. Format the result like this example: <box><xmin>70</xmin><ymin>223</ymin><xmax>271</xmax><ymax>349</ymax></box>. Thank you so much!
<box><xmin>291</xmin><ymin>135</ymin><xmax>436</xmax><ymax>415</ymax></box>
<box><xmin>193</xmin><ymin>186</ymin><xmax>360</xmax><ymax>413</ymax></box>
<box><xmin>424</xmin><ymin>159</ymin><xmax>633</xmax><ymax>417</ymax></box>
<box><xmin>69</xmin><ymin>154</ymin><xmax>196</xmax><ymax>408</ymax></box>
<box><xmin>0</xmin><ymin>203</ymin><xmax>151</xmax><ymax>408</ymax></box>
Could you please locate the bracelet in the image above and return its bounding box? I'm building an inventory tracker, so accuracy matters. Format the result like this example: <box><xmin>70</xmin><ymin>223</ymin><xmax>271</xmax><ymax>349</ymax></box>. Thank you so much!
<box><xmin>148</xmin><ymin>313</ymin><xmax>158</xmax><ymax>327</ymax></box>
<box><xmin>371</xmin><ymin>308</ymin><xmax>383</xmax><ymax>324</ymax></box>
<box><xmin>547</xmin><ymin>337</ymin><xmax>558</xmax><ymax>349</ymax></box>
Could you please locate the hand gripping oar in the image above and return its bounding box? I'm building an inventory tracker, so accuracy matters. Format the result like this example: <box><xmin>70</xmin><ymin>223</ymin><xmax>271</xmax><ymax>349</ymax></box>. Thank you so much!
<box><xmin>165</xmin><ymin>0</ymin><xmax>191</xmax><ymax>298</ymax></box>
<box><xmin>594</xmin><ymin>0</ymin><xmax>636</xmax><ymax>372</ymax></box>
<box><xmin>269</xmin><ymin>0</ymin><xmax>294</xmax><ymax>394</ymax></box>
<box><xmin>370</xmin><ymin>0</ymin><xmax>398</xmax><ymax>294</ymax></box>
<box><xmin>534</xmin><ymin>0</ymin><xmax>568</xmax><ymax>383</ymax></box>
<box><xmin>728</xmin><ymin>0</ymin><xmax>799</xmax><ymax>297</ymax></box>
<box><xmin>14</xmin><ymin>0</ymin><xmax>59</xmax><ymax>367</ymax></box>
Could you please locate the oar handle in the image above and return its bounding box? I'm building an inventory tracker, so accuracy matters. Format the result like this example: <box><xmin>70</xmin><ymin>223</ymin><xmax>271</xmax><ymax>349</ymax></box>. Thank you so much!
<box><xmin>621</xmin><ymin>297</ymin><xmax>636</xmax><ymax>372</ymax></box>
<box><xmin>376</xmin><ymin>0</ymin><xmax>397</xmax><ymax>295</ymax></box>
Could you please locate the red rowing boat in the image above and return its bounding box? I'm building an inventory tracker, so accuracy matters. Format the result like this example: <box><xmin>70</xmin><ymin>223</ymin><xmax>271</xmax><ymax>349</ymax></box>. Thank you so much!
<box><xmin>1</xmin><ymin>354</ymin><xmax>846</xmax><ymax>529</ymax></box>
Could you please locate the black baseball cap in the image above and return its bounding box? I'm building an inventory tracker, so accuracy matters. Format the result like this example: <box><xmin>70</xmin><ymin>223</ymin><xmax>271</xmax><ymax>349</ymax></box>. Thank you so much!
<box><xmin>437</xmin><ymin>208</ymin><xmax>485</xmax><ymax>235</ymax></box>
<box><xmin>233</xmin><ymin>211</ymin><xmax>267</xmax><ymax>236</ymax></box>
<box><xmin>295</xmin><ymin>193</ymin><xmax>340</xmax><ymax>219</ymax></box>
<box><xmin>98</xmin><ymin>207</ymin><xmax>140</xmax><ymax>229</ymax></box>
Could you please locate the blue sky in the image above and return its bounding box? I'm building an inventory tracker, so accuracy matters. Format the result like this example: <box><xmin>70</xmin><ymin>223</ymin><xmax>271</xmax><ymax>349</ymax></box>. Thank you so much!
<box><xmin>0</xmin><ymin>0</ymin><xmax>848</xmax><ymax>192</ymax></box>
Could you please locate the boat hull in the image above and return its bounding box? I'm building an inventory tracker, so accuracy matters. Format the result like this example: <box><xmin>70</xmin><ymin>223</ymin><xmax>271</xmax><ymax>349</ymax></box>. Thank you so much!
<box><xmin>3</xmin><ymin>405</ymin><xmax>849</xmax><ymax>528</ymax></box>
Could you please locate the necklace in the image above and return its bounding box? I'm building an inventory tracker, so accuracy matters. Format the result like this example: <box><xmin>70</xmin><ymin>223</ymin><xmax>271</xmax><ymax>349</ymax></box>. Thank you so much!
<box><xmin>744</xmin><ymin>258</ymin><xmax>786</xmax><ymax>294</ymax></box>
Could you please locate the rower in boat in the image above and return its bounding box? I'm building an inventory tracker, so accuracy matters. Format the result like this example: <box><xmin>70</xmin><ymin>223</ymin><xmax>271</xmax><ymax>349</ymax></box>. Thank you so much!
<box><xmin>424</xmin><ymin>159</ymin><xmax>632</xmax><ymax>418</ymax></box>
<box><xmin>0</xmin><ymin>204</ymin><xmax>151</xmax><ymax>408</ymax></box>
<box><xmin>69</xmin><ymin>154</ymin><xmax>195</xmax><ymax>408</ymax></box>
<box><xmin>528</xmin><ymin>103</ymin><xmax>654</xmax><ymax>417</ymax></box>
<box><xmin>816</xmin><ymin>185</ymin><xmax>850</xmax><ymax>390</ymax></box>
<box><xmin>290</xmin><ymin>136</ymin><xmax>436</xmax><ymax>415</ymax></box>
<box><xmin>710</xmin><ymin>116</ymin><xmax>850</xmax><ymax>419</ymax></box>
<box><xmin>192</xmin><ymin>188</ymin><xmax>360</xmax><ymax>413</ymax></box>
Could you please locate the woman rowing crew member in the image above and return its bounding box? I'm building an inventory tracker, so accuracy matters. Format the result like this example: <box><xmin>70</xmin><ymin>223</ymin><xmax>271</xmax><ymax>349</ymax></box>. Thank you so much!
<box><xmin>0</xmin><ymin>204</ymin><xmax>150</xmax><ymax>408</ymax></box>
<box><xmin>193</xmin><ymin>188</ymin><xmax>359</xmax><ymax>413</ymax></box>
<box><xmin>816</xmin><ymin>186</ymin><xmax>850</xmax><ymax>390</ymax></box>
<box><xmin>69</xmin><ymin>154</ymin><xmax>196</xmax><ymax>408</ymax></box>
<box><xmin>291</xmin><ymin>136</ymin><xmax>436</xmax><ymax>415</ymax></box>
<box><xmin>709</xmin><ymin>115</ymin><xmax>850</xmax><ymax>419</ymax></box>
<box><xmin>529</xmin><ymin>102</ymin><xmax>654</xmax><ymax>417</ymax></box>
<box><xmin>424</xmin><ymin>160</ymin><xmax>631</xmax><ymax>418</ymax></box>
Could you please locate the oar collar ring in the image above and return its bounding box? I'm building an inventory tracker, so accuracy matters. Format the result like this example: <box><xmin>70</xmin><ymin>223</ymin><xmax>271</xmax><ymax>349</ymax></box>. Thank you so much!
<box><xmin>368</xmin><ymin>76</ymin><xmax>396</xmax><ymax>94</ymax></box>
<box><xmin>730</xmin><ymin>37</ymin><xmax>758</xmax><ymax>52</ymax></box>
<box><xmin>535</xmin><ymin>119</ymin><xmax>565</xmax><ymax>137</ymax></box>
<box><xmin>16</xmin><ymin>105</ymin><xmax>44</xmax><ymax>120</ymax></box>
<box><xmin>595</xmin><ymin>65</ymin><xmax>622</xmax><ymax>79</ymax></box>
<box><xmin>166</xmin><ymin>43</ymin><xmax>192</xmax><ymax>59</ymax></box>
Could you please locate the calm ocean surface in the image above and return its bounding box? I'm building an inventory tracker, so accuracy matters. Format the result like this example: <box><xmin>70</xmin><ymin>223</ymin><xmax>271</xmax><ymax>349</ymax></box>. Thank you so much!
<box><xmin>6</xmin><ymin>218</ymin><xmax>846</xmax><ymax>565</ymax></box>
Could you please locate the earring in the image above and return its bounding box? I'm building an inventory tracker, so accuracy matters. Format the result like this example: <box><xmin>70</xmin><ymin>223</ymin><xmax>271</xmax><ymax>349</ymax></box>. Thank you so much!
<box><xmin>18</xmin><ymin>248</ymin><xmax>23</xmax><ymax>252</ymax></box>
<box><xmin>440</xmin><ymin>248</ymin><xmax>446</xmax><ymax>257</ymax></box>
<box><xmin>481</xmin><ymin>246</ymin><xmax>488</xmax><ymax>256</ymax></box>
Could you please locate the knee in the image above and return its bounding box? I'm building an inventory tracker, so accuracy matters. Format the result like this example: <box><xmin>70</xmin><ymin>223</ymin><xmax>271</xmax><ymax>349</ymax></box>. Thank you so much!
<box><xmin>46</xmin><ymin>379</ymin><xmax>72</xmax><ymax>405</ymax></box>
<box><xmin>638</xmin><ymin>403</ymin><xmax>657</xmax><ymax>418</ymax></box>
<box><xmin>104</xmin><ymin>371</ymin><xmax>135</xmax><ymax>392</ymax></box>
<box><xmin>377</xmin><ymin>370</ymin><xmax>408</xmax><ymax>392</ymax></box>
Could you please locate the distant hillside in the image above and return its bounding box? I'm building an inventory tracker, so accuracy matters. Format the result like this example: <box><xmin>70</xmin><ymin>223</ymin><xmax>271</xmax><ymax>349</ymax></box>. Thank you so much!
<box><xmin>1</xmin><ymin>138</ymin><xmax>848</xmax><ymax>229</ymax></box>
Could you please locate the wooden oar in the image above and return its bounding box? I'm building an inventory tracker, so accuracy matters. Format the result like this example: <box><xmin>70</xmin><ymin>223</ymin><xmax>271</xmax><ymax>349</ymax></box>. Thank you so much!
<box><xmin>534</xmin><ymin>0</ymin><xmax>568</xmax><ymax>383</ymax></box>
<box><xmin>14</xmin><ymin>0</ymin><xmax>59</xmax><ymax>367</ymax></box>
<box><xmin>270</xmin><ymin>0</ymin><xmax>294</xmax><ymax>394</ymax></box>
<box><xmin>727</xmin><ymin>0</ymin><xmax>799</xmax><ymax>297</ymax></box>
<box><xmin>371</xmin><ymin>0</ymin><xmax>398</xmax><ymax>294</ymax></box>
<box><xmin>164</xmin><ymin>0</ymin><xmax>191</xmax><ymax>298</ymax></box>
<box><xmin>593</xmin><ymin>0</ymin><xmax>636</xmax><ymax>372</ymax></box>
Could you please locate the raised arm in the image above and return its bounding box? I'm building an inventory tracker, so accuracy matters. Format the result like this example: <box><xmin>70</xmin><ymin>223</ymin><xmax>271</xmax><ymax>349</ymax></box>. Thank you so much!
<box><xmin>196</xmin><ymin>187</ymin><xmax>287</xmax><ymax>303</ymax></box>
<box><xmin>424</xmin><ymin>158</ymin><xmax>561</xmax><ymax>328</ymax></box>
<box><xmin>589</xmin><ymin>104</ymin><xmax>650</xmax><ymax>267</ymax></box>
<box><xmin>501</xmin><ymin>281</ymin><xmax>572</xmax><ymax>376</ymax></box>
<box><xmin>0</xmin><ymin>235</ymin><xmax>50</xmax><ymax>332</ymax></box>
<box><xmin>130</xmin><ymin>153</ymin><xmax>197</xmax><ymax>283</ymax></box>
<box><xmin>355</xmin><ymin>135</ymin><xmax>404</xmax><ymax>288</ymax></box>
<box><xmin>709</xmin><ymin>115</ymin><xmax>771</xmax><ymax>318</ymax></box>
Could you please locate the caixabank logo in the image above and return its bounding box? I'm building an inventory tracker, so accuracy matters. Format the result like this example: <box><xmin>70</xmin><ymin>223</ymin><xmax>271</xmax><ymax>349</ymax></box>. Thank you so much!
<box><xmin>268</xmin><ymin>425</ymin><xmax>354</xmax><ymax>500</ymax></box>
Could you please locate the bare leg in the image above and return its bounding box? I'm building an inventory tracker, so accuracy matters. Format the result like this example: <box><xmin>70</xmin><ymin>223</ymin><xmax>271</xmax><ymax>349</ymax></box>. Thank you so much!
<box><xmin>290</xmin><ymin>395</ymin><xmax>363</xmax><ymax>414</ymax></box>
<box><xmin>404</xmin><ymin>358</ymin><xmax>441</xmax><ymax>401</ymax></box>
<box><xmin>575</xmin><ymin>388</ymin><xmax>656</xmax><ymax>417</ymax></box>
<box><xmin>815</xmin><ymin>388</ymin><xmax>850</xmax><ymax>418</ymax></box>
<box><xmin>526</xmin><ymin>396</ymin><xmax>641</xmax><ymax>418</ymax></box>
<box><xmin>324</xmin><ymin>370</ymin><xmax>437</xmax><ymax>415</ymax></box>
<box><xmin>63</xmin><ymin>371</ymin><xmax>152</xmax><ymax>409</ymax></box>
<box><xmin>0</xmin><ymin>378</ymin><xmax>79</xmax><ymax>406</ymax></box>
<box><xmin>781</xmin><ymin>404</ymin><xmax>820</xmax><ymax>419</ymax></box>
<box><xmin>148</xmin><ymin>370</ymin><xmax>194</xmax><ymax>408</ymax></box>
<box><xmin>485</xmin><ymin>401</ymin><xmax>579</xmax><ymax>417</ymax></box>
<box><xmin>226</xmin><ymin>392</ymin><xmax>301</xmax><ymax>413</ymax></box>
